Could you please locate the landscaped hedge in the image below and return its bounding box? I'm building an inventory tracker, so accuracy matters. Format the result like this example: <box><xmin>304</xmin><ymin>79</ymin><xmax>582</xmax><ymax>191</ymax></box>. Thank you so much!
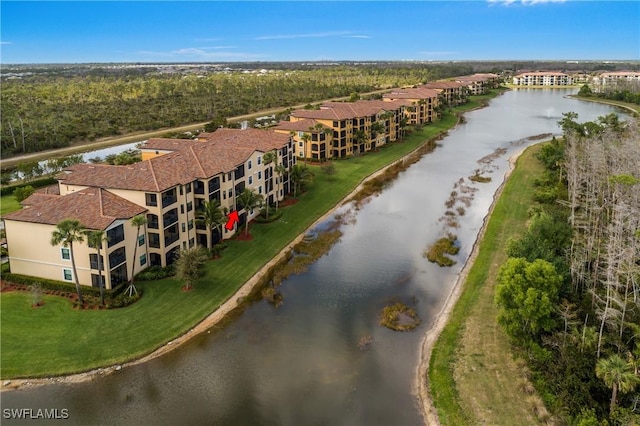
<box><xmin>0</xmin><ymin>177</ymin><xmax>57</xmax><ymax>196</ymax></box>
<box><xmin>2</xmin><ymin>272</ymin><xmax>126</xmax><ymax>299</ymax></box>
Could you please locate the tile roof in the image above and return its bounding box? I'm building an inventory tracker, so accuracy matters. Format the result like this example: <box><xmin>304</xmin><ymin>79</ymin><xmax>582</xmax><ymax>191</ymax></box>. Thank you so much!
<box><xmin>273</xmin><ymin>118</ymin><xmax>321</xmax><ymax>132</ymax></box>
<box><xmin>60</xmin><ymin>128</ymin><xmax>291</xmax><ymax>192</ymax></box>
<box><xmin>383</xmin><ymin>87</ymin><xmax>440</xmax><ymax>100</ymax></box>
<box><xmin>291</xmin><ymin>99</ymin><xmax>410</xmax><ymax>121</ymax></box>
<box><xmin>5</xmin><ymin>187</ymin><xmax>147</xmax><ymax>230</ymax></box>
<box><xmin>141</xmin><ymin>138</ymin><xmax>201</xmax><ymax>152</ymax></box>
<box><xmin>422</xmin><ymin>81</ymin><xmax>466</xmax><ymax>89</ymax></box>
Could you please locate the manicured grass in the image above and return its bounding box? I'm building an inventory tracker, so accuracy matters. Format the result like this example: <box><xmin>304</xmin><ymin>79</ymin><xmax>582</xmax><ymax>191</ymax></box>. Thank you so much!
<box><xmin>0</xmin><ymin>93</ymin><xmax>501</xmax><ymax>379</ymax></box>
<box><xmin>1</xmin><ymin>194</ymin><xmax>20</xmax><ymax>217</ymax></box>
<box><xmin>429</xmin><ymin>144</ymin><xmax>546</xmax><ymax>425</ymax></box>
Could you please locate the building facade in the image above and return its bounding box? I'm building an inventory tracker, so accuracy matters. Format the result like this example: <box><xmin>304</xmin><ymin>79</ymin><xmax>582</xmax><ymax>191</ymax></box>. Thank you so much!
<box><xmin>512</xmin><ymin>71</ymin><xmax>573</xmax><ymax>86</ymax></box>
<box><xmin>4</xmin><ymin>128</ymin><xmax>295</xmax><ymax>288</ymax></box>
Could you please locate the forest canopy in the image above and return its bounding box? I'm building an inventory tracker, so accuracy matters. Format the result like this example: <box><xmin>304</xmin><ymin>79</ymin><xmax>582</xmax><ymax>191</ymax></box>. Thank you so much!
<box><xmin>0</xmin><ymin>63</ymin><xmax>475</xmax><ymax>158</ymax></box>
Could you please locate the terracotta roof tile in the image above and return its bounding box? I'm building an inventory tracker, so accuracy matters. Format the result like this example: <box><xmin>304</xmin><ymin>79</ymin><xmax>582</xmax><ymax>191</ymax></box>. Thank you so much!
<box><xmin>5</xmin><ymin>187</ymin><xmax>147</xmax><ymax>230</ymax></box>
<box><xmin>60</xmin><ymin>128</ymin><xmax>291</xmax><ymax>192</ymax></box>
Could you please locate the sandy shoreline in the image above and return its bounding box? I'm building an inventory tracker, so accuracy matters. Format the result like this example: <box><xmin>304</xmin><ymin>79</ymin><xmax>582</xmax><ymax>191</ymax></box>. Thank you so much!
<box><xmin>415</xmin><ymin>145</ymin><xmax>531</xmax><ymax>425</ymax></box>
<box><xmin>1</xmin><ymin>133</ymin><xmax>440</xmax><ymax>392</ymax></box>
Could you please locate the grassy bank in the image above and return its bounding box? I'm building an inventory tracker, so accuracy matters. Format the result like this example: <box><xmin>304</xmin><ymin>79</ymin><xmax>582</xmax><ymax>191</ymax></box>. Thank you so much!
<box><xmin>429</xmin><ymin>144</ymin><xmax>546</xmax><ymax>424</ymax></box>
<box><xmin>0</xmin><ymin>92</ymin><xmax>502</xmax><ymax>379</ymax></box>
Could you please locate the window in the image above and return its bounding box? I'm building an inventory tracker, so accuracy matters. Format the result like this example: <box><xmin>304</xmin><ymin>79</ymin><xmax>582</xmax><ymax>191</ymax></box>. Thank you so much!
<box><xmin>194</xmin><ymin>181</ymin><xmax>205</xmax><ymax>194</ymax></box>
<box><xmin>189</xmin><ymin>238</ymin><xmax>195</xmax><ymax>248</ymax></box>
<box><xmin>164</xmin><ymin>223</ymin><xmax>179</xmax><ymax>246</ymax></box>
<box><xmin>145</xmin><ymin>193</ymin><xmax>158</xmax><ymax>207</ymax></box>
<box><xmin>148</xmin><ymin>233</ymin><xmax>160</xmax><ymax>248</ymax></box>
<box><xmin>140</xmin><ymin>254</ymin><xmax>147</xmax><ymax>266</ymax></box>
<box><xmin>61</xmin><ymin>247</ymin><xmax>70</xmax><ymax>260</ymax></box>
<box><xmin>138</xmin><ymin>235</ymin><xmax>145</xmax><ymax>246</ymax></box>
<box><xmin>257</xmin><ymin>156</ymin><xmax>262</xmax><ymax>165</ymax></box>
<box><xmin>188</xmin><ymin>219</ymin><xmax>194</xmax><ymax>230</ymax></box>
<box><xmin>147</xmin><ymin>214</ymin><xmax>159</xmax><ymax>229</ymax></box>
<box><xmin>248</xmin><ymin>160</ymin><xmax>252</xmax><ymax>170</ymax></box>
<box><xmin>181</xmin><ymin>223</ymin><xmax>186</xmax><ymax>233</ymax></box>
<box><xmin>208</xmin><ymin>177</ymin><xmax>221</xmax><ymax>194</ymax></box>
<box><xmin>91</xmin><ymin>274</ymin><xmax>105</xmax><ymax>288</ymax></box>
<box><xmin>163</xmin><ymin>208</ymin><xmax>178</xmax><ymax>227</ymax></box>
<box><xmin>63</xmin><ymin>269</ymin><xmax>73</xmax><ymax>281</ymax></box>
<box><xmin>162</xmin><ymin>188</ymin><xmax>178</xmax><ymax>208</ymax></box>
<box><xmin>258</xmin><ymin>186</ymin><xmax>262</xmax><ymax>194</ymax></box>
<box><xmin>107</xmin><ymin>225</ymin><xmax>125</xmax><ymax>247</ymax></box>
<box><xmin>248</xmin><ymin>176</ymin><xmax>253</xmax><ymax>185</ymax></box>
<box><xmin>109</xmin><ymin>247</ymin><xmax>126</xmax><ymax>268</ymax></box>
<box><xmin>186</xmin><ymin>182</ymin><xmax>192</xmax><ymax>193</ymax></box>
<box><xmin>187</xmin><ymin>201</ymin><xmax>193</xmax><ymax>212</ymax></box>
<box><xmin>180</xmin><ymin>205</ymin><xmax>185</xmax><ymax>214</ymax></box>
<box><xmin>89</xmin><ymin>254</ymin><xmax>104</xmax><ymax>270</ymax></box>
<box><xmin>258</xmin><ymin>171</ymin><xmax>262</xmax><ymax>180</ymax></box>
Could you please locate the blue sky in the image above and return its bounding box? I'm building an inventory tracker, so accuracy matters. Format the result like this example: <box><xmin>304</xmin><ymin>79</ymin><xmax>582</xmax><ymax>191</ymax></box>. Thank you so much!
<box><xmin>1</xmin><ymin>1</ymin><xmax>638</xmax><ymax>64</ymax></box>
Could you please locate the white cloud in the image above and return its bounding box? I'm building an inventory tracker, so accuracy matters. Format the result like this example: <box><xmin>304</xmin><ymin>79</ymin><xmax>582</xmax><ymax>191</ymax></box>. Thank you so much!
<box><xmin>1</xmin><ymin>41</ymin><xmax>13</xmax><ymax>45</ymax></box>
<box><xmin>488</xmin><ymin>0</ymin><xmax>566</xmax><ymax>5</ymax></box>
<box><xmin>255</xmin><ymin>31</ymin><xmax>355</xmax><ymax>41</ymax></box>
<box><xmin>346</xmin><ymin>35</ymin><xmax>372</xmax><ymax>39</ymax></box>
<box><xmin>136</xmin><ymin>47</ymin><xmax>268</xmax><ymax>60</ymax></box>
<box><xmin>419</xmin><ymin>51</ymin><xmax>459</xmax><ymax>57</ymax></box>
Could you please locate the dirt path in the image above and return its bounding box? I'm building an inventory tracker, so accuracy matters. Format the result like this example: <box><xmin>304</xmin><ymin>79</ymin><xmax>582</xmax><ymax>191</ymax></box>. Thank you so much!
<box><xmin>415</xmin><ymin>147</ymin><xmax>528</xmax><ymax>426</ymax></box>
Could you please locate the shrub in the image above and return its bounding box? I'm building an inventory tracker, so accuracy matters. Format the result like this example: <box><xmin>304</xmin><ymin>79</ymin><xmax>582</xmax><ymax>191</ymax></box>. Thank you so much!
<box><xmin>135</xmin><ymin>265</ymin><xmax>175</xmax><ymax>281</ymax></box>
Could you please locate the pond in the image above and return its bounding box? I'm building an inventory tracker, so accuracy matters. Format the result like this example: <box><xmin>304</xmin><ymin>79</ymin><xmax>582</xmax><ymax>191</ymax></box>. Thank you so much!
<box><xmin>1</xmin><ymin>89</ymin><xmax>627</xmax><ymax>426</ymax></box>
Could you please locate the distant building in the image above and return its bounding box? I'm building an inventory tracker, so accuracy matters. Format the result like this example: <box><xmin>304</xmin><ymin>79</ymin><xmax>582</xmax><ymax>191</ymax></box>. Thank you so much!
<box><xmin>512</xmin><ymin>71</ymin><xmax>573</xmax><ymax>86</ymax></box>
<box><xmin>592</xmin><ymin>71</ymin><xmax>640</xmax><ymax>90</ymax></box>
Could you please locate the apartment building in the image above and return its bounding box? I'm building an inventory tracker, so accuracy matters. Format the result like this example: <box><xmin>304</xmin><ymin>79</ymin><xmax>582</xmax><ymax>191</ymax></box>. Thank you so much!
<box><xmin>280</xmin><ymin>99</ymin><xmax>407</xmax><ymax>159</ymax></box>
<box><xmin>383</xmin><ymin>87</ymin><xmax>439</xmax><ymax>125</ymax></box>
<box><xmin>421</xmin><ymin>81</ymin><xmax>469</xmax><ymax>106</ymax></box>
<box><xmin>4</xmin><ymin>128</ymin><xmax>295</xmax><ymax>288</ymax></box>
<box><xmin>512</xmin><ymin>71</ymin><xmax>573</xmax><ymax>86</ymax></box>
<box><xmin>592</xmin><ymin>71</ymin><xmax>640</xmax><ymax>88</ymax></box>
<box><xmin>455</xmin><ymin>73</ymin><xmax>501</xmax><ymax>94</ymax></box>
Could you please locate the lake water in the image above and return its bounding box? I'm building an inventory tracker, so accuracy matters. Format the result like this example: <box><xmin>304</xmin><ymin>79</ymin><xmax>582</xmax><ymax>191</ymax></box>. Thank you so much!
<box><xmin>1</xmin><ymin>89</ymin><xmax>626</xmax><ymax>426</ymax></box>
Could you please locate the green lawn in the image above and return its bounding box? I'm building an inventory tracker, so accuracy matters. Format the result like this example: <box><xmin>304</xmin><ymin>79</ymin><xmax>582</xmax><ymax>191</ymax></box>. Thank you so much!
<box><xmin>1</xmin><ymin>194</ymin><xmax>20</xmax><ymax>217</ymax></box>
<box><xmin>429</xmin><ymin>144</ymin><xmax>547</xmax><ymax>424</ymax></box>
<box><xmin>0</xmin><ymin>94</ymin><xmax>502</xmax><ymax>379</ymax></box>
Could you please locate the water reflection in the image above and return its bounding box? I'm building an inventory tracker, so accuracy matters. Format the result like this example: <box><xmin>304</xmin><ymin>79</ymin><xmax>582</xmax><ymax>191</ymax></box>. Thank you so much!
<box><xmin>1</xmin><ymin>89</ymin><xmax>627</xmax><ymax>426</ymax></box>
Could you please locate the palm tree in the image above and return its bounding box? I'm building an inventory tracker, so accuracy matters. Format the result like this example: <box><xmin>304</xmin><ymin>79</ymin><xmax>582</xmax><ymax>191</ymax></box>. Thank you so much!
<box><xmin>274</xmin><ymin>163</ymin><xmax>287</xmax><ymax>211</ymax></box>
<box><xmin>174</xmin><ymin>246</ymin><xmax>209</xmax><ymax>291</ymax></box>
<box><xmin>301</xmin><ymin>132</ymin><xmax>311</xmax><ymax>166</ymax></box>
<box><xmin>196</xmin><ymin>200</ymin><xmax>226</xmax><ymax>250</ymax></box>
<box><xmin>596</xmin><ymin>354</ymin><xmax>640</xmax><ymax>413</ymax></box>
<box><xmin>86</xmin><ymin>230</ymin><xmax>107</xmax><ymax>306</ymax></box>
<box><xmin>262</xmin><ymin>150</ymin><xmax>278</xmax><ymax>218</ymax></box>
<box><xmin>237</xmin><ymin>188</ymin><xmax>264</xmax><ymax>236</ymax></box>
<box><xmin>50</xmin><ymin>219</ymin><xmax>86</xmax><ymax>305</ymax></box>
<box><xmin>289</xmin><ymin>164</ymin><xmax>313</xmax><ymax>198</ymax></box>
<box><xmin>126</xmin><ymin>214</ymin><xmax>147</xmax><ymax>297</ymax></box>
<box><xmin>370</xmin><ymin>121</ymin><xmax>386</xmax><ymax>147</ymax></box>
<box><xmin>353</xmin><ymin>129</ymin><xmax>367</xmax><ymax>155</ymax></box>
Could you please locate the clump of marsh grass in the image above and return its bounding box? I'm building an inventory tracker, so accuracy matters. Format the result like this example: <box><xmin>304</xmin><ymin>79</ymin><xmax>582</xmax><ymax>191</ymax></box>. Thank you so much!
<box><xmin>424</xmin><ymin>233</ymin><xmax>460</xmax><ymax>267</ymax></box>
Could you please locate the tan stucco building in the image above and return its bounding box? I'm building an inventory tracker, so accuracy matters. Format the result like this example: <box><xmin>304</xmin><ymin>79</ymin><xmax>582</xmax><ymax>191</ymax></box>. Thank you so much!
<box><xmin>4</xmin><ymin>128</ymin><xmax>296</xmax><ymax>288</ymax></box>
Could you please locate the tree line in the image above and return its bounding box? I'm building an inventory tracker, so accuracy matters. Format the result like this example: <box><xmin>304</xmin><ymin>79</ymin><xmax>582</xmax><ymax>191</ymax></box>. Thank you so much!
<box><xmin>495</xmin><ymin>113</ymin><xmax>640</xmax><ymax>424</ymax></box>
<box><xmin>0</xmin><ymin>64</ymin><xmax>474</xmax><ymax>158</ymax></box>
